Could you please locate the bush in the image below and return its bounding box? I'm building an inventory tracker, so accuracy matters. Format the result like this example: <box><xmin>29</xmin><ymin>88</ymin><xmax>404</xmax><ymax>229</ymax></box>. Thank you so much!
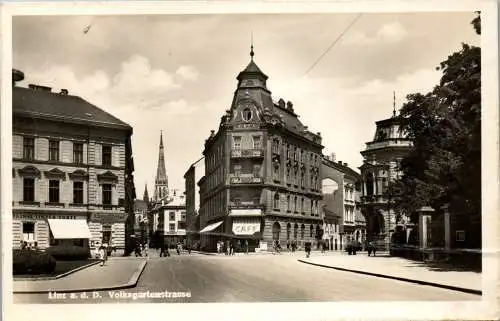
<box><xmin>13</xmin><ymin>249</ymin><xmax>56</xmax><ymax>275</ymax></box>
<box><xmin>45</xmin><ymin>246</ymin><xmax>90</xmax><ymax>261</ymax></box>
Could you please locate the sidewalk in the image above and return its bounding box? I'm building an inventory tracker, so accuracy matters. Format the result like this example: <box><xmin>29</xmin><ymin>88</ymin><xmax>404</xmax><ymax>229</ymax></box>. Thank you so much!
<box><xmin>14</xmin><ymin>257</ymin><xmax>147</xmax><ymax>294</ymax></box>
<box><xmin>299</xmin><ymin>252</ymin><xmax>481</xmax><ymax>295</ymax></box>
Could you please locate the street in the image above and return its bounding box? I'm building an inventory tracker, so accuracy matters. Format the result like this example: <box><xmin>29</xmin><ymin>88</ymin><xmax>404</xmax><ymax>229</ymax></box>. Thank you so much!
<box><xmin>14</xmin><ymin>253</ymin><xmax>479</xmax><ymax>303</ymax></box>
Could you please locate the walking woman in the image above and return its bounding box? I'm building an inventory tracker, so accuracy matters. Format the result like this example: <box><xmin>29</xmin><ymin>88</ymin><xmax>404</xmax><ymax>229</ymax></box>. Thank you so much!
<box><xmin>99</xmin><ymin>246</ymin><xmax>106</xmax><ymax>266</ymax></box>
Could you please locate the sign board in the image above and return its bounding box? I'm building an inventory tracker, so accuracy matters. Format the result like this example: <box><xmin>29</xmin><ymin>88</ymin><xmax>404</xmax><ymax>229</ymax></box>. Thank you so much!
<box><xmin>13</xmin><ymin>214</ymin><xmax>84</xmax><ymax>220</ymax></box>
<box><xmin>229</xmin><ymin>209</ymin><xmax>262</xmax><ymax>216</ymax></box>
<box><xmin>91</xmin><ymin>212</ymin><xmax>127</xmax><ymax>224</ymax></box>
<box><xmin>232</xmin><ymin>221</ymin><xmax>260</xmax><ymax>235</ymax></box>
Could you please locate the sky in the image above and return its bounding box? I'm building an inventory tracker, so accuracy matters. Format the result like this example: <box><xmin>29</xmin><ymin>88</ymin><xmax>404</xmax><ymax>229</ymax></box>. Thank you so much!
<box><xmin>12</xmin><ymin>12</ymin><xmax>480</xmax><ymax>197</ymax></box>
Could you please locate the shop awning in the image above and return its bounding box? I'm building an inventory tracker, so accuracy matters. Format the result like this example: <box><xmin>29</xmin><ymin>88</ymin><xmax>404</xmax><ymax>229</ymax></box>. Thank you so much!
<box><xmin>48</xmin><ymin>219</ymin><xmax>92</xmax><ymax>239</ymax></box>
<box><xmin>199</xmin><ymin>221</ymin><xmax>223</xmax><ymax>233</ymax></box>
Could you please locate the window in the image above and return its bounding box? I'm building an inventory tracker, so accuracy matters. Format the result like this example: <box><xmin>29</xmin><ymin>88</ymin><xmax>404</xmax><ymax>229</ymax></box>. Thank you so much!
<box><xmin>242</xmin><ymin>108</ymin><xmax>252</xmax><ymax>121</ymax></box>
<box><xmin>23</xmin><ymin>178</ymin><xmax>35</xmax><ymax>202</ymax></box>
<box><xmin>301</xmin><ymin>198</ymin><xmax>304</xmax><ymax>213</ymax></box>
<box><xmin>73</xmin><ymin>143</ymin><xmax>83</xmax><ymax>164</ymax></box>
<box><xmin>102</xmin><ymin>145</ymin><xmax>112</xmax><ymax>166</ymax></box>
<box><xmin>169</xmin><ymin>223</ymin><xmax>175</xmax><ymax>232</ymax></box>
<box><xmin>253</xmin><ymin>164</ymin><xmax>261</xmax><ymax>177</ymax></box>
<box><xmin>293</xmin><ymin>147</ymin><xmax>297</xmax><ymax>161</ymax></box>
<box><xmin>102</xmin><ymin>184</ymin><xmax>112</xmax><ymax>205</ymax></box>
<box><xmin>73</xmin><ymin>181</ymin><xmax>84</xmax><ymax>204</ymax></box>
<box><xmin>273</xmin><ymin>193</ymin><xmax>280</xmax><ymax>209</ymax></box>
<box><xmin>287</xmin><ymin>195</ymin><xmax>291</xmax><ymax>211</ymax></box>
<box><xmin>233</xmin><ymin>136</ymin><xmax>241</xmax><ymax>150</ymax></box>
<box><xmin>233</xmin><ymin>164</ymin><xmax>241</xmax><ymax>176</ymax></box>
<box><xmin>300</xmin><ymin>225</ymin><xmax>305</xmax><ymax>239</ymax></box>
<box><xmin>49</xmin><ymin>140</ymin><xmax>59</xmax><ymax>162</ymax></box>
<box><xmin>456</xmin><ymin>230</ymin><xmax>465</xmax><ymax>242</ymax></box>
<box><xmin>294</xmin><ymin>196</ymin><xmax>298</xmax><ymax>212</ymax></box>
<box><xmin>310</xmin><ymin>225</ymin><xmax>314</xmax><ymax>237</ymax></box>
<box><xmin>272</xmin><ymin>139</ymin><xmax>280</xmax><ymax>154</ymax></box>
<box><xmin>23</xmin><ymin>137</ymin><xmax>34</xmax><ymax>160</ymax></box>
<box><xmin>253</xmin><ymin>136</ymin><xmax>262</xmax><ymax>149</ymax></box>
<box><xmin>49</xmin><ymin>180</ymin><xmax>60</xmax><ymax>203</ymax></box>
<box><xmin>273</xmin><ymin>164</ymin><xmax>280</xmax><ymax>181</ymax></box>
<box><xmin>297</xmin><ymin>149</ymin><xmax>301</xmax><ymax>162</ymax></box>
<box><xmin>286</xmin><ymin>167</ymin><xmax>291</xmax><ymax>183</ymax></box>
<box><xmin>301</xmin><ymin>171</ymin><xmax>305</xmax><ymax>187</ymax></box>
<box><xmin>169</xmin><ymin>211</ymin><xmax>175</xmax><ymax>221</ymax></box>
<box><xmin>23</xmin><ymin>222</ymin><xmax>35</xmax><ymax>244</ymax></box>
<box><xmin>294</xmin><ymin>169</ymin><xmax>298</xmax><ymax>185</ymax></box>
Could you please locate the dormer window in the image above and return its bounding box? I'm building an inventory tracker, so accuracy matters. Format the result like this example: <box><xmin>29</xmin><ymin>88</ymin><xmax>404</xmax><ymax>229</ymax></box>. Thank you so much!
<box><xmin>242</xmin><ymin>108</ymin><xmax>252</xmax><ymax>121</ymax></box>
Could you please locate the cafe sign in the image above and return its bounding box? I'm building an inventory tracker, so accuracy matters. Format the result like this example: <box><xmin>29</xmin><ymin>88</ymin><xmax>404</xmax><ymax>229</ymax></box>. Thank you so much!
<box><xmin>232</xmin><ymin>221</ymin><xmax>261</xmax><ymax>235</ymax></box>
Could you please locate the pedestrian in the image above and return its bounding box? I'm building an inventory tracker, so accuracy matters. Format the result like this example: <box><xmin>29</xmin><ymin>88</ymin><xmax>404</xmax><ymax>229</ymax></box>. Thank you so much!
<box><xmin>226</xmin><ymin>240</ymin><xmax>230</xmax><ymax>256</ymax></box>
<box><xmin>305</xmin><ymin>242</ymin><xmax>311</xmax><ymax>258</ymax></box>
<box><xmin>244</xmin><ymin>240</ymin><xmax>249</xmax><ymax>254</ymax></box>
<box><xmin>321</xmin><ymin>241</ymin><xmax>325</xmax><ymax>254</ymax></box>
<box><xmin>230</xmin><ymin>242</ymin><xmax>234</xmax><ymax>255</ymax></box>
<box><xmin>33</xmin><ymin>241</ymin><xmax>39</xmax><ymax>251</ymax></box>
<box><xmin>144</xmin><ymin>242</ymin><xmax>149</xmax><ymax>257</ymax></box>
<box><xmin>216</xmin><ymin>241</ymin><xmax>221</xmax><ymax>255</ymax></box>
<box><xmin>176</xmin><ymin>242</ymin><xmax>181</xmax><ymax>255</ymax></box>
<box><xmin>99</xmin><ymin>246</ymin><xmax>106</xmax><ymax>266</ymax></box>
<box><xmin>286</xmin><ymin>240</ymin><xmax>290</xmax><ymax>252</ymax></box>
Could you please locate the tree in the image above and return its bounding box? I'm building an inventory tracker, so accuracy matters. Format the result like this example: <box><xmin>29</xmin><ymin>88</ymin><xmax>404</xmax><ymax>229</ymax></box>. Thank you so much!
<box><xmin>387</xmin><ymin>13</ymin><xmax>481</xmax><ymax>248</ymax></box>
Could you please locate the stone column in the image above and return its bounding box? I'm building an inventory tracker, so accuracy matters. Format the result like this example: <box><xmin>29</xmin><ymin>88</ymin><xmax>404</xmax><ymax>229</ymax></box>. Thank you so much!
<box><xmin>419</xmin><ymin>213</ymin><xmax>428</xmax><ymax>249</ymax></box>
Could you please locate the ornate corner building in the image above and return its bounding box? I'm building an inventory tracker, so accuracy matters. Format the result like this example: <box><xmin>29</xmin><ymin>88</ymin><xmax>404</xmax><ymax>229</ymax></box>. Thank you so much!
<box><xmin>198</xmin><ymin>47</ymin><xmax>324</xmax><ymax>252</ymax></box>
<box><xmin>359</xmin><ymin>111</ymin><xmax>412</xmax><ymax>249</ymax></box>
<box><xmin>12</xmin><ymin>69</ymin><xmax>136</xmax><ymax>251</ymax></box>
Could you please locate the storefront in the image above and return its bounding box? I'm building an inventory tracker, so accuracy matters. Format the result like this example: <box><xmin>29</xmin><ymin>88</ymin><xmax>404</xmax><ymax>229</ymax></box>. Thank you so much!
<box><xmin>230</xmin><ymin>216</ymin><xmax>262</xmax><ymax>252</ymax></box>
<box><xmin>199</xmin><ymin>220</ymin><xmax>224</xmax><ymax>251</ymax></box>
<box><xmin>13</xmin><ymin>212</ymin><xmax>91</xmax><ymax>249</ymax></box>
<box><xmin>90</xmin><ymin>212</ymin><xmax>127</xmax><ymax>250</ymax></box>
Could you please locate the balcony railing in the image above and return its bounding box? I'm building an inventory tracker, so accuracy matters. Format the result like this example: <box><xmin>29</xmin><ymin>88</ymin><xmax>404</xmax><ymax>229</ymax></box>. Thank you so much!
<box><xmin>229</xmin><ymin>174</ymin><xmax>263</xmax><ymax>184</ymax></box>
<box><xmin>366</xmin><ymin>139</ymin><xmax>412</xmax><ymax>151</ymax></box>
<box><xmin>361</xmin><ymin>195</ymin><xmax>387</xmax><ymax>204</ymax></box>
<box><xmin>229</xmin><ymin>200</ymin><xmax>264</xmax><ymax>209</ymax></box>
<box><xmin>231</xmin><ymin>148</ymin><xmax>264</xmax><ymax>158</ymax></box>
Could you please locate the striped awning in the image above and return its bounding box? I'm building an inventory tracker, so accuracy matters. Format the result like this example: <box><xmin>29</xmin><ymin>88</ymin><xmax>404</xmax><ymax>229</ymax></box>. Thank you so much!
<box><xmin>199</xmin><ymin>221</ymin><xmax>223</xmax><ymax>233</ymax></box>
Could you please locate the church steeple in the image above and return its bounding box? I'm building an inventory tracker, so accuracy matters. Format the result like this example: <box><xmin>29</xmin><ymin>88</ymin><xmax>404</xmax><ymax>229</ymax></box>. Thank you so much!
<box><xmin>153</xmin><ymin>131</ymin><xmax>168</xmax><ymax>202</ymax></box>
<box><xmin>143</xmin><ymin>183</ymin><xmax>149</xmax><ymax>203</ymax></box>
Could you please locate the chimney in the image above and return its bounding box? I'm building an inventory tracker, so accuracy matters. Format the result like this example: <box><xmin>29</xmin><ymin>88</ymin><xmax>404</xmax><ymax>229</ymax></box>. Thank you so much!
<box><xmin>330</xmin><ymin>153</ymin><xmax>336</xmax><ymax>162</ymax></box>
<box><xmin>60</xmin><ymin>89</ymin><xmax>69</xmax><ymax>95</ymax></box>
<box><xmin>338</xmin><ymin>160</ymin><xmax>342</xmax><ymax>164</ymax></box>
<box><xmin>12</xmin><ymin>69</ymin><xmax>24</xmax><ymax>86</ymax></box>
<box><xmin>317</xmin><ymin>132</ymin><xmax>321</xmax><ymax>136</ymax></box>
<box><xmin>278</xmin><ymin>99</ymin><xmax>286</xmax><ymax>109</ymax></box>
<box><xmin>29</xmin><ymin>84</ymin><xmax>52</xmax><ymax>92</ymax></box>
<box><xmin>286</xmin><ymin>101</ymin><xmax>294</xmax><ymax>111</ymax></box>
<box><xmin>344</xmin><ymin>162</ymin><xmax>348</xmax><ymax>167</ymax></box>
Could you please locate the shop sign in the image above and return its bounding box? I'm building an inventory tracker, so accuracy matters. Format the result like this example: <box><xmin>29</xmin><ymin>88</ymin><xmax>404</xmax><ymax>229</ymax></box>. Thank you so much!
<box><xmin>91</xmin><ymin>212</ymin><xmax>127</xmax><ymax>224</ymax></box>
<box><xmin>13</xmin><ymin>214</ymin><xmax>83</xmax><ymax>220</ymax></box>
<box><xmin>232</xmin><ymin>221</ymin><xmax>260</xmax><ymax>235</ymax></box>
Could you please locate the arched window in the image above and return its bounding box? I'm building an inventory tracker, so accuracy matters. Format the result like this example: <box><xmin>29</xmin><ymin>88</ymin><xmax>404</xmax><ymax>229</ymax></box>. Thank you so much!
<box><xmin>293</xmin><ymin>223</ymin><xmax>298</xmax><ymax>239</ymax></box>
<box><xmin>242</xmin><ymin>108</ymin><xmax>252</xmax><ymax>121</ymax></box>
<box><xmin>366</xmin><ymin>173</ymin><xmax>374</xmax><ymax>196</ymax></box>
<box><xmin>273</xmin><ymin>192</ymin><xmax>280</xmax><ymax>209</ymax></box>
<box><xmin>272</xmin><ymin>222</ymin><xmax>281</xmax><ymax>240</ymax></box>
<box><xmin>300</xmin><ymin>224</ymin><xmax>305</xmax><ymax>239</ymax></box>
<box><xmin>286</xmin><ymin>223</ymin><xmax>291</xmax><ymax>240</ymax></box>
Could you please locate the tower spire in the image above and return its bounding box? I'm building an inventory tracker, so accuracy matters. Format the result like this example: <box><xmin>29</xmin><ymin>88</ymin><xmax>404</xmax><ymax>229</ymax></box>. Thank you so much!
<box><xmin>393</xmin><ymin>91</ymin><xmax>396</xmax><ymax>117</ymax></box>
<box><xmin>153</xmin><ymin>131</ymin><xmax>168</xmax><ymax>202</ymax></box>
<box><xmin>143</xmin><ymin>183</ymin><xmax>149</xmax><ymax>203</ymax></box>
<box><xmin>250</xmin><ymin>32</ymin><xmax>254</xmax><ymax>60</ymax></box>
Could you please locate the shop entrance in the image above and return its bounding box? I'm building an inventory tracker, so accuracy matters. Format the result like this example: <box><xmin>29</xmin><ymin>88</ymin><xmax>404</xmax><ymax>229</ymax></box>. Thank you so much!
<box><xmin>103</xmin><ymin>225</ymin><xmax>112</xmax><ymax>245</ymax></box>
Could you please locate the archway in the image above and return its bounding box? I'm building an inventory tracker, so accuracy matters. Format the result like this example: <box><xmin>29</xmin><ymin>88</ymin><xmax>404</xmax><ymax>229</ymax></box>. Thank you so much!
<box><xmin>272</xmin><ymin>222</ymin><xmax>281</xmax><ymax>240</ymax></box>
<box><xmin>356</xmin><ymin>230</ymin><xmax>360</xmax><ymax>242</ymax></box>
<box><xmin>293</xmin><ymin>223</ymin><xmax>298</xmax><ymax>239</ymax></box>
<box><xmin>300</xmin><ymin>224</ymin><xmax>305</xmax><ymax>240</ymax></box>
<box><xmin>286</xmin><ymin>223</ymin><xmax>291</xmax><ymax>240</ymax></box>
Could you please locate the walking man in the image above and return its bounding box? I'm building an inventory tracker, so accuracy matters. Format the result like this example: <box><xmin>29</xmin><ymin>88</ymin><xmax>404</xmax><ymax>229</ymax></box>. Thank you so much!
<box><xmin>244</xmin><ymin>240</ymin><xmax>249</xmax><ymax>254</ymax></box>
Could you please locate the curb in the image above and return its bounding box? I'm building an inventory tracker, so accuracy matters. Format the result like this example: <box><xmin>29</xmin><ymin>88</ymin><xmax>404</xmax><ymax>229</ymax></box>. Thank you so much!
<box><xmin>297</xmin><ymin>259</ymin><xmax>482</xmax><ymax>296</ymax></box>
<box><xmin>14</xmin><ymin>259</ymin><xmax>148</xmax><ymax>294</ymax></box>
<box><xmin>14</xmin><ymin>260</ymin><xmax>102</xmax><ymax>281</ymax></box>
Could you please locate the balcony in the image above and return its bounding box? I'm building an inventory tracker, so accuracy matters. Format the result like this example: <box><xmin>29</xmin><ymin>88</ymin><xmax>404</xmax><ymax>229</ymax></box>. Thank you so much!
<box><xmin>366</xmin><ymin>139</ymin><xmax>412</xmax><ymax>151</ymax></box>
<box><xmin>229</xmin><ymin>174</ymin><xmax>263</xmax><ymax>184</ymax></box>
<box><xmin>231</xmin><ymin>148</ymin><xmax>264</xmax><ymax>158</ymax></box>
<box><xmin>361</xmin><ymin>195</ymin><xmax>388</xmax><ymax>204</ymax></box>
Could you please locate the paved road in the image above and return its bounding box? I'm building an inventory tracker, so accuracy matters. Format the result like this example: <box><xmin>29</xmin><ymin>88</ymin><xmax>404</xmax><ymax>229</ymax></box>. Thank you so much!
<box><xmin>14</xmin><ymin>253</ymin><xmax>479</xmax><ymax>303</ymax></box>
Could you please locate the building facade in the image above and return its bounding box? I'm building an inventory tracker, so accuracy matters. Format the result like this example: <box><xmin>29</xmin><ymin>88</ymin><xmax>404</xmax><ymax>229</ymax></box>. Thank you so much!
<box><xmin>184</xmin><ymin>157</ymin><xmax>204</xmax><ymax>246</ymax></box>
<box><xmin>321</xmin><ymin>154</ymin><xmax>365</xmax><ymax>251</ymax></box>
<box><xmin>359</xmin><ymin>110</ymin><xmax>412</xmax><ymax>249</ymax></box>
<box><xmin>12</xmin><ymin>70</ymin><xmax>135</xmax><ymax>250</ymax></box>
<box><xmin>151</xmin><ymin>191</ymin><xmax>187</xmax><ymax>246</ymax></box>
<box><xmin>133</xmin><ymin>185</ymin><xmax>151</xmax><ymax>245</ymax></box>
<box><xmin>198</xmin><ymin>47</ymin><xmax>324</xmax><ymax>252</ymax></box>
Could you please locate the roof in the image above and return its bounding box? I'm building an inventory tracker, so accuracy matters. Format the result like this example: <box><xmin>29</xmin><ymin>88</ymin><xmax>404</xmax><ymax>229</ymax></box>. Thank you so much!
<box><xmin>272</xmin><ymin>104</ymin><xmax>305</xmax><ymax>133</ymax></box>
<box><xmin>13</xmin><ymin>86</ymin><xmax>132</xmax><ymax>130</ymax></box>
<box><xmin>134</xmin><ymin>199</ymin><xmax>148</xmax><ymax>211</ymax></box>
<box><xmin>236</xmin><ymin>60</ymin><xmax>268</xmax><ymax>80</ymax></box>
<box><xmin>322</xmin><ymin>157</ymin><xmax>361</xmax><ymax>181</ymax></box>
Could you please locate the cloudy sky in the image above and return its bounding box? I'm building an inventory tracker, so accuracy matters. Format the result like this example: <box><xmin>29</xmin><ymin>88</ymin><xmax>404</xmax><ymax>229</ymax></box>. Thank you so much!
<box><xmin>12</xmin><ymin>12</ymin><xmax>480</xmax><ymax>196</ymax></box>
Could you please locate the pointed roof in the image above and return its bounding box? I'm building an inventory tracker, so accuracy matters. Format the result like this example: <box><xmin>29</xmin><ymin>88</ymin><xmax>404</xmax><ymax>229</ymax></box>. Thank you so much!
<box><xmin>236</xmin><ymin>45</ymin><xmax>268</xmax><ymax>81</ymax></box>
<box><xmin>155</xmin><ymin>131</ymin><xmax>168</xmax><ymax>184</ymax></box>
<box><xmin>143</xmin><ymin>183</ymin><xmax>149</xmax><ymax>203</ymax></box>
